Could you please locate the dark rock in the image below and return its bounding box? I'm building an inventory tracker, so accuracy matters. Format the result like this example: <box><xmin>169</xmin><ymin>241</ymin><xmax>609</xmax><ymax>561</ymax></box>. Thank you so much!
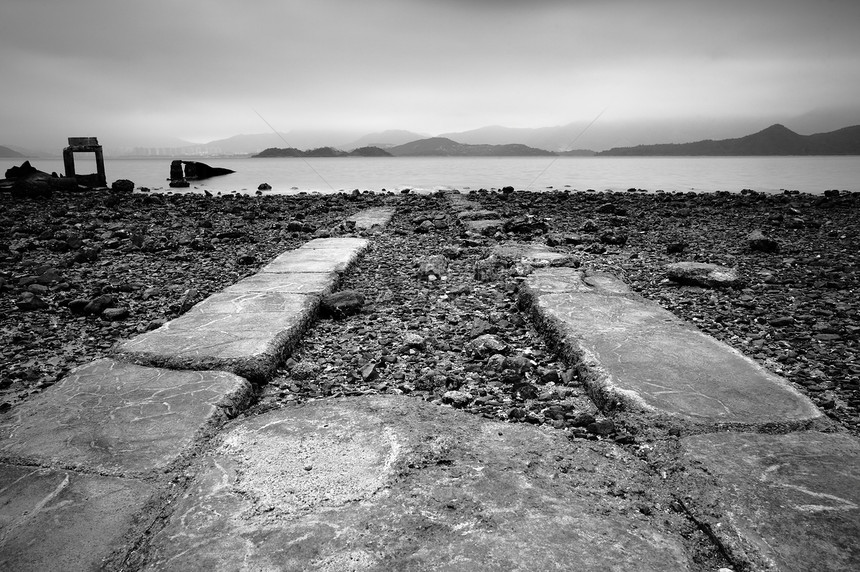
<box><xmin>586</xmin><ymin>419</ymin><xmax>616</xmax><ymax>436</ymax></box>
<box><xmin>237</xmin><ymin>253</ymin><xmax>257</xmax><ymax>265</ymax></box>
<box><xmin>665</xmin><ymin>241</ymin><xmax>686</xmax><ymax>254</ymax></box>
<box><xmin>748</xmin><ymin>229</ymin><xmax>779</xmax><ymax>253</ymax></box>
<box><xmin>84</xmin><ymin>294</ymin><xmax>117</xmax><ymax>315</ymax></box>
<box><xmin>320</xmin><ymin>290</ymin><xmax>365</xmax><ymax>319</ymax></box>
<box><xmin>599</xmin><ymin>232</ymin><xmax>627</xmax><ymax>245</ymax></box>
<box><xmin>258</xmin><ymin>183</ymin><xmax>272</xmax><ymax>191</ymax></box>
<box><xmin>181</xmin><ymin>161</ymin><xmax>235</xmax><ymax>180</ymax></box>
<box><xmin>68</xmin><ymin>299</ymin><xmax>90</xmax><ymax>314</ymax></box>
<box><xmin>504</xmin><ymin>216</ymin><xmax>548</xmax><ymax>234</ymax></box>
<box><xmin>16</xmin><ymin>292</ymin><xmax>48</xmax><ymax>311</ymax></box>
<box><xmin>111</xmin><ymin>179</ymin><xmax>135</xmax><ymax>193</ymax></box>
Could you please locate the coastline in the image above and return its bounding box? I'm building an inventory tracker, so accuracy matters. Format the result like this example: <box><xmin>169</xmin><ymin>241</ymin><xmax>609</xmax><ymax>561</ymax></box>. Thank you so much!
<box><xmin>1</xmin><ymin>187</ymin><xmax>858</xmax><ymax>437</ymax></box>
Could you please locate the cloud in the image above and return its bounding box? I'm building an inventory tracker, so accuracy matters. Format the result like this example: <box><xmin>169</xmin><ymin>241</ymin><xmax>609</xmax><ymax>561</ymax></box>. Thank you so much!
<box><xmin>2</xmin><ymin>0</ymin><xmax>859</xmax><ymax>148</ymax></box>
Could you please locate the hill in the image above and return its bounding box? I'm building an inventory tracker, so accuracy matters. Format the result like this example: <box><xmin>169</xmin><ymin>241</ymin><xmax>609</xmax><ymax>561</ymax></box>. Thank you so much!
<box><xmin>252</xmin><ymin>146</ymin><xmax>391</xmax><ymax>158</ymax></box>
<box><xmin>599</xmin><ymin>124</ymin><xmax>860</xmax><ymax>156</ymax></box>
<box><xmin>0</xmin><ymin>145</ymin><xmax>25</xmax><ymax>158</ymax></box>
<box><xmin>387</xmin><ymin>137</ymin><xmax>554</xmax><ymax>157</ymax></box>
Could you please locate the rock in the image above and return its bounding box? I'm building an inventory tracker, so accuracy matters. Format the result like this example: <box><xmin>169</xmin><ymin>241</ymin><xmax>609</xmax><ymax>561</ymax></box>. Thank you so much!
<box><xmin>404</xmin><ymin>333</ymin><xmax>426</xmax><ymax>349</ymax></box>
<box><xmin>665</xmin><ymin>241</ymin><xmax>686</xmax><ymax>254</ymax></box>
<box><xmin>181</xmin><ymin>161</ymin><xmax>235</xmax><ymax>180</ymax></box>
<box><xmin>442</xmin><ymin>390</ymin><xmax>472</xmax><ymax>408</ymax></box>
<box><xmin>474</xmin><ymin>255</ymin><xmax>504</xmax><ymax>282</ymax></box>
<box><xmin>68</xmin><ymin>299</ymin><xmax>90</xmax><ymax>314</ymax></box>
<box><xmin>586</xmin><ymin>419</ymin><xmax>616</xmax><ymax>436</ymax></box>
<box><xmin>258</xmin><ymin>183</ymin><xmax>272</xmax><ymax>191</ymax></box>
<box><xmin>291</xmin><ymin>362</ymin><xmax>318</xmax><ymax>381</ymax></box>
<box><xmin>16</xmin><ymin>292</ymin><xmax>48</xmax><ymax>311</ymax></box>
<box><xmin>36</xmin><ymin>268</ymin><xmax>62</xmax><ymax>285</ymax></box>
<box><xmin>466</xmin><ymin>334</ymin><xmax>508</xmax><ymax>358</ymax></box>
<box><xmin>665</xmin><ymin>262</ymin><xmax>741</xmax><ymax>288</ymax></box>
<box><xmin>748</xmin><ymin>229</ymin><xmax>779</xmax><ymax>253</ymax></box>
<box><xmin>599</xmin><ymin>232</ymin><xmax>627</xmax><ymax>245</ymax></box>
<box><xmin>84</xmin><ymin>294</ymin><xmax>117</xmax><ymax>315</ymax></box>
<box><xmin>237</xmin><ymin>253</ymin><xmax>257</xmax><ymax>265</ymax></box>
<box><xmin>320</xmin><ymin>290</ymin><xmax>365</xmax><ymax>319</ymax></box>
<box><xmin>111</xmin><ymin>179</ymin><xmax>134</xmax><ymax>193</ymax></box>
<box><xmin>103</xmin><ymin>307</ymin><xmax>129</xmax><ymax>321</ymax></box>
<box><xmin>177</xmin><ymin>288</ymin><xmax>199</xmax><ymax>314</ymax></box>
<box><xmin>415</xmin><ymin>220</ymin><xmax>435</xmax><ymax>233</ymax></box>
<box><xmin>417</xmin><ymin>254</ymin><xmax>448</xmax><ymax>280</ymax></box>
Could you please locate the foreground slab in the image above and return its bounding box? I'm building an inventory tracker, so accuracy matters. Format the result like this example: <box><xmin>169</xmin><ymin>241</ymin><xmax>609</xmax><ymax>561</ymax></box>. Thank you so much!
<box><xmin>678</xmin><ymin>431</ymin><xmax>860</xmax><ymax>572</ymax></box>
<box><xmin>221</xmin><ymin>272</ymin><xmax>336</xmax><ymax>295</ymax></box>
<box><xmin>521</xmin><ymin>269</ymin><xmax>822</xmax><ymax>427</ymax></box>
<box><xmin>117</xmin><ymin>293</ymin><xmax>316</xmax><ymax>381</ymax></box>
<box><xmin>0</xmin><ymin>463</ymin><xmax>155</xmax><ymax>572</ymax></box>
<box><xmin>140</xmin><ymin>396</ymin><xmax>699</xmax><ymax>571</ymax></box>
<box><xmin>0</xmin><ymin>359</ymin><xmax>251</xmax><ymax>475</ymax></box>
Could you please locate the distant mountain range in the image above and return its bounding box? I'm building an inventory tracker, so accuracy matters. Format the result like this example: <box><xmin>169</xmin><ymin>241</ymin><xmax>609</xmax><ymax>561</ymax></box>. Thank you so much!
<box><xmin>599</xmin><ymin>124</ymin><xmax>860</xmax><ymax>156</ymax></box>
<box><xmin>0</xmin><ymin>145</ymin><xmax>24</xmax><ymax>158</ymax></box>
<box><xmin>386</xmin><ymin>138</ymin><xmax>553</xmax><ymax>157</ymax></box>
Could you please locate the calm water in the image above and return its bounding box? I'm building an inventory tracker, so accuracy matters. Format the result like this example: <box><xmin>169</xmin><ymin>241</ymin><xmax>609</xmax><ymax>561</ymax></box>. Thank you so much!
<box><xmin>3</xmin><ymin>156</ymin><xmax>859</xmax><ymax>195</ymax></box>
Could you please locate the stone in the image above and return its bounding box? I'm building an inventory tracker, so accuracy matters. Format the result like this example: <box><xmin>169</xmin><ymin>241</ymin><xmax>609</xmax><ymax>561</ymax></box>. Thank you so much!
<box><xmin>417</xmin><ymin>254</ymin><xmax>448</xmax><ymax>280</ymax></box>
<box><xmin>181</xmin><ymin>161</ymin><xmax>235</xmax><ymax>180</ymax></box>
<box><xmin>84</xmin><ymin>294</ymin><xmax>117</xmax><ymax>315</ymax></box>
<box><xmin>442</xmin><ymin>390</ymin><xmax>472</xmax><ymax>408</ymax></box>
<box><xmin>466</xmin><ymin>334</ymin><xmax>508</xmax><ymax>358</ymax></box>
<box><xmin>16</xmin><ymin>291</ymin><xmax>48</xmax><ymax>311</ymax></box>
<box><xmin>111</xmin><ymin>179</ymin><xmax>135</xmax><ymax>193</ymax></box>
<box><xmin>320</xmin><ymin>290</ymin><xmax>365</xmax><ymax>319</ymax></box>
<box><xmin>748</xmin><ymin>229</ymin><xmax>779</xmax><ymax>253</ymax></box>
<box><xmin>103</xmin><ymin>307</ymin><xmax>129</xmax><ymax>321</ymax></box>
<box><xmin>665</xmin><ymin>261</ymin><xmax>741</xmax><ymax>288</ymax></box>
<box><xmin>258</xmin><ymin>183</ymin><xmax>272</xmax><ymax>190</ymax></box>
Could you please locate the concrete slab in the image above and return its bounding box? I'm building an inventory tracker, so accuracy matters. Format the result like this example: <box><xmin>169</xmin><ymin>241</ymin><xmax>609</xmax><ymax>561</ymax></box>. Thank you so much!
<box><xmin>116</xmin><ymin>294</ymin><xmax>316</xmax><ymax>382</ymax></box>
<box><xmin>492</xmin><ymin>243</ymin><xmax>577</xmax><ymax>267</ymax></box>
<box><xmin>521</xmin><ymin>268</ymin><xmax>822</xmax><ymax>427</ymax></box>
<box><xmin>298</xmin><ymin>236</ymin><xmax>368</xmax><ymax>251</ymax></box>
<box><xmin>140</xmin><ymin>396</ymin><xmax>697</xmax><ymax>571</ymax></box>
<box><xmin>347</xmin><ymin>208</ymin><xmax>395</xmax><ymax>229</ymax></box>
<box><xmin>221</xmin><ymin>273</ymin><xmax>336</xmax><ymax>295</ymax></box>
<box><xmin>262</xmin><ymin>238</ymin><xmax>367</xmax><ymax>274</ymax></box>
<box><xmin>0</xmin><ymin>463</ymin><xmax>155</xmax><ymax>571</ymax></box>
<box><xmin>678</xmin><ymin>431</ymin><xmax>860</xmax><ymax>572</ymax></box>
<box><xmin>463</xmin><ymin>219</ymin><xmax>503</xmax><ymax>234</ymax></box>
<box><xmin>0</xmin><ymin>359</ymin><xmax>251</xmax><ymax>474</ymax></box>
<box><xmin>457</xmin><ymin>209</ymin><xmax>500</xmax><ymax>221</ymax></box>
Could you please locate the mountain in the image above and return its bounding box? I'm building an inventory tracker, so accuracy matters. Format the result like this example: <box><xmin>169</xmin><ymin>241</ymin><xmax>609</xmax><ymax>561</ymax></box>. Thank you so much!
<box><xmin>599</xmin><ymin>124</ymin><xmax>860</xmax><ymax>156</ymax></box>
<box><xmin>0</xmin><ymin>145</ymin><xmax>25</xmax><ymax>158</ymax></box>
<box><xmin>341</xmin><ymin>130</ymin><xmax>428</xmax><ymax>150</ymax></box>
<box><xmin>387</xmin><ymin>137</ymin><xmax>554</xmax><ymax>157</ymax></box>
<box><xmin>253</xmin><ymin>146</ymin><xmax>391</xmax><ymax>158</ymax></box>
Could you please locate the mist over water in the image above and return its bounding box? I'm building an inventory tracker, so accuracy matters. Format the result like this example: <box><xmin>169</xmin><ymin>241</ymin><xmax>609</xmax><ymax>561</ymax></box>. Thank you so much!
<box><xmin>3</xmin><ymin>156</ymin><xmax>859</xmax><ymax>195</ymax></box>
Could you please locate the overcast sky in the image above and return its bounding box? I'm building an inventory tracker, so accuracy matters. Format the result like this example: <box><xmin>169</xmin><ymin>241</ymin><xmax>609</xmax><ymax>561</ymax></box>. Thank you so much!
<box><xmin>2</xmin><ymin>0</ymin><xmax>859</xmax><ymax>149</ymax></box>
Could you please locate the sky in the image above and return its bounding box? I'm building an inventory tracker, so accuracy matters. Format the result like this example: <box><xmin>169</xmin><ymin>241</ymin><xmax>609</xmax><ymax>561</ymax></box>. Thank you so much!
<box><xmin>2</xmin><ymin>0</ymin><xmax>860</xmax><ymax>150</ymax></box>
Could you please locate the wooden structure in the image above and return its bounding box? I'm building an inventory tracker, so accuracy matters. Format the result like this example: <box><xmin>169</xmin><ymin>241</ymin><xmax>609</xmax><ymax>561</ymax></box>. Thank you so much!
<box><xmin>62</xmin><ymin>136</ymin><xmax>106</xmax><ymax>186</ymax></box>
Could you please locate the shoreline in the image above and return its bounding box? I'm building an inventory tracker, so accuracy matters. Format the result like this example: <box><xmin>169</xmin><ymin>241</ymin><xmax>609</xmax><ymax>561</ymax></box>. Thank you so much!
<box><xmin>1</xmin><ymin>187</ymin><xmax>858</xmax><ymax>436</ymax></box>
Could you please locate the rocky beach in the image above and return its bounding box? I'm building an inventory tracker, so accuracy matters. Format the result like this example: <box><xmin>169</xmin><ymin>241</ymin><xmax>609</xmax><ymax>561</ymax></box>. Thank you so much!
<box><xmin>2</xmin><ymin>184</ymin><xmax>858</xmax><ymax>438</ymax></box>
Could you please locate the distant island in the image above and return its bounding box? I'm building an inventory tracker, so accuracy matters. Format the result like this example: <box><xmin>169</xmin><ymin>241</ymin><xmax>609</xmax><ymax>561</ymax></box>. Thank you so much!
<box><xmin>253</xmin><ymin>137</ymin><xmax>555</xmax><ymax>158</ymax></box>
<box><xmin>254</xmin><ymin>146</ymin><xmax>391</xmax><ymax>158</ymax></box>
<box><xmin>599</xmin><ymin>124</ymin><xmax>860</xmax><ymax>156</ymax></box>
<box><xmin>0</xmin><ymin>145</ymin><xmax>24</xmax><ymax>158</ymax></box>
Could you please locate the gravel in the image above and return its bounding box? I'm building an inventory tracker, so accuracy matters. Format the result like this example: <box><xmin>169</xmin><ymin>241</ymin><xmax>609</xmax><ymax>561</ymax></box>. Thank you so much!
<box><xmin>3</xmin><ymin>186</ymin><xmax>858</xmax><ymax>439</ymax></box>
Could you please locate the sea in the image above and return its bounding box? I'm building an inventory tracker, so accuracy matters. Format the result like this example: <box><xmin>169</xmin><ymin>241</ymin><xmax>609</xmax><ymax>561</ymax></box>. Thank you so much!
<box><xmin>2</xmin><ymin>156</ymin><xmax>859</xmax><ymax>195</ymax></box>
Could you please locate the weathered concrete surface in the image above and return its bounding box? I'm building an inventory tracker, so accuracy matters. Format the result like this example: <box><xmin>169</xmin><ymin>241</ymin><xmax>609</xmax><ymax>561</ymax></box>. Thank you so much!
<box><xmin>0</xmin><ymin>463</ymin><xmax>155</xmax><ymax>572</ymax></box>
<box><xmin>677</xmin><ymin>431</ymin><xmax>860</xmax><ymax>572</ymax></box>
<box><xmin>262</xmin><ymin>237</ymin><xmax>367</xmax><ymax>274</ymax></box>
<box><xmin>116</xmin><ymin>293</ymin><xmax>317</xmax><ymax>381</ymax></box>
<box><xmin>139</xmin><ymin>396</ymin><xmax>700</xmax><ymax>571</ymax></box>
<box><xmin>492</xmin><ymin>243</ymin><xmax>578</xmax><ymax>267</ymax></box>
<box><xmin>463</xmin><ymin>219</ymin><xmax>503</xmax><ymax>234</ymax></box>
<box><xmin>521</xmin><ymin>268</ymin><xmax>822</xmax><ymax>427</ymax></box>
<box><xmin>457</xmin><ymin>209</ymin><xmax>500</xmax><ymax>221</ymax></box>
<box><xmin>0</xmin><ymin>358</ymin><xmax>251</xmax><ymax>475</ymax></box>
<box><xmin>221</xmin><ymin>273</ymin><xmax>336</xmax><ymax>295</ymax></box>
<box><xmin>348</xmin><ymin>207</ymin><xmax>396</xmax><ymax>229</ymax></box>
